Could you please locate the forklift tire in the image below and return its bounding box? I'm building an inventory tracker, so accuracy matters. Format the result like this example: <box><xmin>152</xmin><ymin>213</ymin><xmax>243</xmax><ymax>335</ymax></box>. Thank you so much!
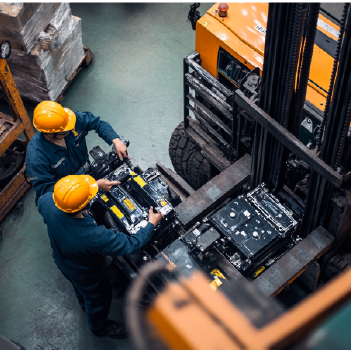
<box><xmin>169</xmin><ymin>122</ymin><xmax>211</xmax><ymax>190</ymax></box>
<box><xmin>187</xmin><ymin>149</ymin><xmax>211</xmax><ymax>189</ymax></box>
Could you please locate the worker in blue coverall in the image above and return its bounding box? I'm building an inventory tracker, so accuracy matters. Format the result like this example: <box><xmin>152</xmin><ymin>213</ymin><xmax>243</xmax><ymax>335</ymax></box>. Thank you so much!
<box><xmin>25</xmin><ymin>101</ymin><xmax>128</xmax><ymax>204</ymax></box>
<box><xmin>38</xmin><ymin>174</ymin><xmax>163</xmax><ymax>339</ymax></box>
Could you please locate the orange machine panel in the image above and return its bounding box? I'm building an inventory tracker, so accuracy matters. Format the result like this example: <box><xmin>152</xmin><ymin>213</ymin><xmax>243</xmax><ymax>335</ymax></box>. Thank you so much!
<box><xmin>195</xmin><ymin>3</ymin><xmax>339</xmax><ymax>111</ymax></box>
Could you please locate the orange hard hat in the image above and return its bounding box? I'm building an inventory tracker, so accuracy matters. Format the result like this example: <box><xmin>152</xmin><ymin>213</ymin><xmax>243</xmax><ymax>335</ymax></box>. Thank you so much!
<box><xmin>33</xmin><ymin>101</ymin><xmax>76</xmax><ymax>133</ymax></box>
<box><xmin>53</xmin><ymin>175</ymin><xmax>99</xmax><ymax>213</ymax></box>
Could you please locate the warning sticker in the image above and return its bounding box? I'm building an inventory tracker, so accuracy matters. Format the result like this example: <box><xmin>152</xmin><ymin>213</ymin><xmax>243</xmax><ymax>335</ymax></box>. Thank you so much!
<box><xmin>124</xmin><ymin>198</ymin><xmax>135</xmax><ymax>211</ymax></box>
<box><xmin>110</xmin><ymin>205</ymin><xmax>124</xmax><ymax>219</ymax></box>
<box><xmin>161</xmin><ymin>199</ymin><xmax>167</xmax><ymax>207</ymax></box>
<box><xmin>255</xmin><ymin>24</ymin><xmax>266</xmax><ymax>36</ymax></box>
<box><xmin>253</xmin><ymin>266</ymin><xmax>265</xmax><ymax>278</ymax></box>
<box><xmin>209</xmin><ymin>269</ymin><xmax>227</xmax><ymax>291</ymax></box>
<box><xmin>211</xmin><ymin>269</ymin><xmax>227</xmax><ymax>280</ymax></box>
<box><xmin>101</xmin><ymin>195</ymin><xmax>109</xmax><ymax>202</ymax></box>
<box><xmin>210</xmin><ymin>277</ymin><xmax>223</xmax><ymax>291</ymax></box>
<box><xmin>134</xmin><ymin>176</ymin><xmax>147</xmax><ymax>187</ymax></box>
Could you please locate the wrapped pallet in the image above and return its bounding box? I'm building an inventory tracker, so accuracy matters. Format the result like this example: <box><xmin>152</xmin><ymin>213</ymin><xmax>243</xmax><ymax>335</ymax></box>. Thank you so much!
<box><xmin>0</xmin><ymin>3</ymin><xmax>86</xmax><ymax>102</ymax></box>
<box><xmin>0</xmin><ymin>3</ymin><xmax>61</xmax><ymax>53</ymax></box>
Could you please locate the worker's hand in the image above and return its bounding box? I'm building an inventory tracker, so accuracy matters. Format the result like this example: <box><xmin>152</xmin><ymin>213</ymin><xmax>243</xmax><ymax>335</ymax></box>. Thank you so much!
<box><xmin>96</xmin><ymin>179</ymin><xmax>120</xmax><ymax>192</ymax></box>
<box><xmin>148</xmin><ymin>206</ymin><xmax>164</xmax><ymax>227</ymax></box>
<box><xmin>112</xmin><ymin>138</ymin><xmax>129</xmax><ymax>161</ymax></box>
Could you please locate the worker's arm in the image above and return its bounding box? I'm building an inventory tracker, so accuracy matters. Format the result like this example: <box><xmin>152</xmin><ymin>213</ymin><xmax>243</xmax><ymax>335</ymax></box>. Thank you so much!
<box><xmin>95</xmin><ymin>207</ymin><xmax>163</xmax><ymax>256</ymax></box>
<box><xmin>75</xmin><ymin>110</ymin><xmax>119</xmax><ymax>145</ymax></box>
<box><xmin>96</xmin><ymin>222</ymin><xmax>154</xmax><ymax>256</ymax></box>
<box><xmin>26</xmin><ymin>147</ymin><xmax>56</xmax><ymax>202</ymax></box>
<box><xmin>74</xmin><ymin>110</ymin><xmax>128</xmax><ymax>160</ymax></box>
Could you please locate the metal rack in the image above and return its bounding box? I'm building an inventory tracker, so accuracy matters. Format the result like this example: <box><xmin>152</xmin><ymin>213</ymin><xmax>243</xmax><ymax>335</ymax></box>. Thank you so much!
<box><xmin>0</xmin><ymin>57</ymin><xmax>35</xmax><ymax>222</ymax></box>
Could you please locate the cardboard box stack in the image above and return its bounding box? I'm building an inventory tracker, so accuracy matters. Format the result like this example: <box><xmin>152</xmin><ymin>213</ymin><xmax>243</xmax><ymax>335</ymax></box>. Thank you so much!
<box><xmin>0</xmin><ymin>3</ymin><xmax>85</xmax><ymax>102</ymax></box>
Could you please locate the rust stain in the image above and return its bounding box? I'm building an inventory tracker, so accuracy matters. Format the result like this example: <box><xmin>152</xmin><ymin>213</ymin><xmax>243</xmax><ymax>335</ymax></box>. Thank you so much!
<box><xmin>161</xmin><ymin>252</ymin><xmax>177</xmax><ymax>269</ymax></box>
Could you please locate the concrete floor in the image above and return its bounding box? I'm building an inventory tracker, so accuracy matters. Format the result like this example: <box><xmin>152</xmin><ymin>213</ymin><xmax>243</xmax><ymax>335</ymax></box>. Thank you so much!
<box><xmin>0</xmin><ymin>3</ymin><xmax>213</xmax><ymax>349</ymax></box>
<box><xmin>0</xmin><ymin>3</ymin><xmax>345</xmax><ymax>349</ymax></box>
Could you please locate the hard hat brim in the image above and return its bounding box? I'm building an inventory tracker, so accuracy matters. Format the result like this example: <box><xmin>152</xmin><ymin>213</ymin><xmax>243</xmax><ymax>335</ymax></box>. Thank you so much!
<box><xmin>84</xmin><ymin>175</ymin><xmax>99</xmax><ymax>200</ymax></box>
<box><xmin>63</xmin><ymin>108</ymin><xmax>76</xmax><ymax>131</ymax></box>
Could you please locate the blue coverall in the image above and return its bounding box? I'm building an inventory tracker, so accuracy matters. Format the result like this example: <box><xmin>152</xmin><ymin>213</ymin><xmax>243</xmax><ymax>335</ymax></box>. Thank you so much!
<box><xmin>25</xmin><ymin>110</ymin><xmax>119</xmax><ymax>204</ymax></box>
<box><xmin>38</xmin><ymin>191</ymin><xmax>154</xmax><ymax>331</ymax></box>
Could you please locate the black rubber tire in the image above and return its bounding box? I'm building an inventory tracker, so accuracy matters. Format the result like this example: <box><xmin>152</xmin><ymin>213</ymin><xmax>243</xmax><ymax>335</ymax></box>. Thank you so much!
<box><xmin>169</xmin><ymin>122</ymin><xmax>189</xmax><ymax>179</ymax></box>
<box><xmin>169</xmin><ymin>121</ymin><xmax>211</xmax><ymax>190</ymax></box>
<box><xmin>187</xmin><ymin>149</ymin><xmax>211</xmax><ymax>190</ymax></box>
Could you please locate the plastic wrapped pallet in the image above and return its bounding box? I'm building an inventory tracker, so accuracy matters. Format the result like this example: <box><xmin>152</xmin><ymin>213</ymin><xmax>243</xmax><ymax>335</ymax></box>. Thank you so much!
<box><xmin>1</xmin><ymin>4</ymin><xmax>85</xmax><ymax>102</ymax></box>
<box><xmin>0</xmin><ymin>3</ymin><xmax>62</xmax><ymax>53</ymax></box>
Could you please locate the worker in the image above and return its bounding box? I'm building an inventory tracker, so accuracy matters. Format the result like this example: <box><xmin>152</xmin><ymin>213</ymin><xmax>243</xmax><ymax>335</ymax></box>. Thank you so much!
<box><xmin>38</xmin><ymin>174</ymin><xmax>163</xmax><ymax>339</ymax></box>
<box><xmin>25</xmin><ymin>101</ymin><xmax>128</xmax><ymax>204</ymax></box>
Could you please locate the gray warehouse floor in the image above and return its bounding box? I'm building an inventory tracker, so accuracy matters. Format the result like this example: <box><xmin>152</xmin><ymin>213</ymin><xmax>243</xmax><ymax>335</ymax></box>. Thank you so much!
<box><xmin>0</xmin><ymin>2</ymin><xmax>344</xmax><ymax>350</ymax></box>
<box><xmin>0</xmin><ymin>3</ymin><xmax>213</xmax><ymax>349</ymax></box>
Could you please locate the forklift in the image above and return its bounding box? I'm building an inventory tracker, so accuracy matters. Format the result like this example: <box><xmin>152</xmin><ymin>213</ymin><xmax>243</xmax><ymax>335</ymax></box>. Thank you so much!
<box><xmin>121</xmin><ymin>3</ymin><xmax>351</xmax><ymax>350</ymax></box>
<box><xmin>169</xmin><ymin>3</ymin><xmax>341</xmax><ymax>190</ymax></box>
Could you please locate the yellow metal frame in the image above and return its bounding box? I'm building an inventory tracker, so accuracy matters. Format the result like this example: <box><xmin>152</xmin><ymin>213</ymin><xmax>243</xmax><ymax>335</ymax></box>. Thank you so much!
<box><xmin>0</xmin><ymin>58</ymin><xmax>35</xmax><ymax>222</ymax></box>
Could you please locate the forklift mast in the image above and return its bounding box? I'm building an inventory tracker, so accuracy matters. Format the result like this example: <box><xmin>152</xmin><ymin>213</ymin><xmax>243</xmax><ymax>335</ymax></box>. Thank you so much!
<box><xmin>170</xmin><ymin>3</ymin><xmax>342</xmax><ymax>191</ymax></box>
<box><xmin>126</xmin><ymin>4</ymin><xmax>351</xmax><ymax>350</ymax></box>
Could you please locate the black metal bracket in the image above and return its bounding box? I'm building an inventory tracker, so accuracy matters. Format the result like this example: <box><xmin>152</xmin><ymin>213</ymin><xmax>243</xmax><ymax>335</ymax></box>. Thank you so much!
<box><xmin>234</xmin><ymin>89</ymin><xmax>350</xmax><ymax>188</ymax></box>
<box><xmin>188</xmin><ymin>3</ymin><xmax>201</xmax><ymax>30</ymax></box>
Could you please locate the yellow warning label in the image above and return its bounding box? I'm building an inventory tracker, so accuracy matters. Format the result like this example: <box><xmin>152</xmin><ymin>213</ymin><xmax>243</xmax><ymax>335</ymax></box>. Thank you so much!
<box><xmin>210</xmin><ymin>277</ymin><xmax>223</xmax><ymax>291</ymax></box>
<box><xmin>124</xmin><ymin>198</ymin><xmax>135</xmax><ymax>211</ymax></box>
<box><xmin>253</xmin><ymin>266</ymin><xmax>265</xmax><ymax>278</ymax></box>
<box><xmin>161</xmin><ymin>199</ymin><xmax>167</xmax><ymax>207</ymax></box>
<box><xmin>101</xmin><ymin>195</ymin><xmax>109</xmax><ymax>202</ymax></box>
<box><xmin>110</xmin><ymin>205</ymin><xmax>124</xmax><ymax>219</ymax></box>
<box><xmin>211</xmin><ymin>269</ymin><xmax>227</xmax><ymax>280</ymax></box>
<box><xmin>134</xmin><ymin>176</ymin><xmax>147</xmax><ymax>187</ymax></box>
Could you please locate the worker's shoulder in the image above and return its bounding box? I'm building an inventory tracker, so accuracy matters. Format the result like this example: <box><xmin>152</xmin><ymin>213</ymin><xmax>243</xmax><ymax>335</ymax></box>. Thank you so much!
<box><xmin>27</xmin><ymin>131</ymin><xmax>42</xmax><ymax>148</ymax></box>
<box><xmin>72</xmin><ymin>110</ymin><xmax>95</xmax><ymax>120</ymax></box>
<box><xmin>38</xmin><ymin>192</ymin><xmax>55</xmax><ymax>212</ymax></box>
<box><xmin>26</xmin><ymin>132</ymin><xmax>47</xmax><ymax>154</ymax></box>
<box><xmin>72</xmin><ymin>110</ymin><xmax>100</xmax><ymax>124</ymax></box>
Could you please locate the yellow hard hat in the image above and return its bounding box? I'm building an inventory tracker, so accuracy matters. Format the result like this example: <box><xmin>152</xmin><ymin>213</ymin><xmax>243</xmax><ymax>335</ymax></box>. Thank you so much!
<box><xmin>53</xmin><ymin>175</ymin><xmax>99</xmax><ymax>213</ymax></box>
<box><xmin>33</xmin><ymin>101</ymin><xmax>76</xmax><ymax>133</ymax></box>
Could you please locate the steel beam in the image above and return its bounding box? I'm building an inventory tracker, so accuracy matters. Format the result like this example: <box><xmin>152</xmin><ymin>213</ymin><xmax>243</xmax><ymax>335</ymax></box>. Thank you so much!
<box><xmin>252</xmin><ymin>226</ymin><xmax>334</xmax><ymax>298</ymax></box>
<box><xmin>185</xmin><ymin>117</ymin><xmax>231</xmax><ymax>172</ymax></box>
<box><xmin>187</xmin><ymin>94</ymin><xmax>232</xmax><ymax>135</ymax></box>
<box><xmin>175</xmin><ymin>154</ymin><xmax>251</xmax><ymax>228</ymax></box>
<box><xmin>185</xmin><ymin>51</ymin><xmax>233</xmax><ymax>98</ymax></box>
<box><xmin>156</xmin><ymin>162</ymin><xmax>195</xmax><ymax>198</ymax></box>
<box><xmin>187</xmin><ymin>104</ymin><xmax>229</xmax><ymax>148</ymax></box>
<box><xmin>235</xmin><ymin>89</ymin><xmax>343</xmax><ymax>187</ymax></box>
<box><xmin>185</xmin><ymin>73</ymin><xmax>233</xmax><ymax>120</ymax></box>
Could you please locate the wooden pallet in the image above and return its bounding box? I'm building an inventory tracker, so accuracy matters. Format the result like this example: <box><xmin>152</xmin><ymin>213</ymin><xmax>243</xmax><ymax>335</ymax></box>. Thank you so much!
<box><xmin>56</xmin><ymin>46</ymin><xmax>94</xmax><ymax>103</ymax></box>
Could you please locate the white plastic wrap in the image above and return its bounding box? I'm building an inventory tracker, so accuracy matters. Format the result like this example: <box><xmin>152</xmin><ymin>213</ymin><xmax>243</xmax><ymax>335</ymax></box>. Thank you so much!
<box><xmin>39</xmin><ymin>15</ymin><xmax>85</xmax><ymax>100</ymax></box>
<box><xmin>0</xmin><ymin>3</ymin><xmax>62</xmax><ymax>53</ymax></box>
<box><xmin>1</xmin><ymin>6</ymin><xmax>85</xmax><ymax>103</ymax></box>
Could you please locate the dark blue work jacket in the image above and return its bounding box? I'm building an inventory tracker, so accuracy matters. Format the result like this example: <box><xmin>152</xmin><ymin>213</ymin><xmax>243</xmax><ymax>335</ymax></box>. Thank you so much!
<box><xmin>38</xmin><ymin>192</ymin><xmax>154</xmax><ymax>282</ymax></box>
<box><xmin>25</xmin><ymin>110</ymin><xmax>119</xmax><ymax>204</ymax></box>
